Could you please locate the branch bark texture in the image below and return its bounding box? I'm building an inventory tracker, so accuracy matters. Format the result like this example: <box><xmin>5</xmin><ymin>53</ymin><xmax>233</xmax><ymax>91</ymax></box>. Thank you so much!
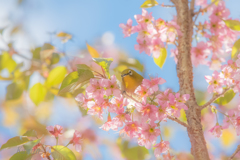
<box><xmin>171</xmin><ymin>0</ymin><xmax>210</xmax><ymax>159</ymax></box>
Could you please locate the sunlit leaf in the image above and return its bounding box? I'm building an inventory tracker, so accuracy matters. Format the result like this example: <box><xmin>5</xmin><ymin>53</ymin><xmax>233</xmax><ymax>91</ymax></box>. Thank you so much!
<box><xmin>23</xmin><ymin>138</ymin><xmax>41</xmax><ymax>154</ymax></box>
<box><xmin>153</xmin><ymin>48</ymin><xmax>167</xmax><ymax>69</ymax></box>
<box><xmin>0</xmin><ymin>75</ymin><xmax>13</xmax><ymax>80</ymax></box>
<box><xmin>141</xmin><ymin>0</ymin><xmax>158</xmax><ymax>8</ymax></box>
<box><xmin>211</xmin><ymin>0</ymin><xmax>220</xmax><ymax>5</ymax></box>
<box><xmin>119</xmin><ymin>58</ymin><xmax>144</xmax><ymax>72</ymax></box>
<box><xmin>59</xmin><ymin>71</ymin><xmax>79</xmax><ymax>94</ymax></box>
<box><xmin>6</xmin><ymin>83</ymin><xmax>23</xmax><ymax>101</ymax></box>
<box><xmin>41</xmin><ymin>43</ymin><xmax>55</xmax><ymax>58</ymax></box>
<box><xmin>2</xmin><ymin>107</ymin><xmax>19</xmax><ymax>126</ymax></box>
<box><xmin>224</xmin><ymin>20</ymin><xmax>240</xmax><ymax>31</ymax></box>
<box><xmin>221</xmin><ymin>129</ymin><xmax>236</xmax><ymax>147</ymax></box>
<box><xmin>79</xmin><ymin>106</ymin><xmax>88</xmax><ymax>116</ymax></box>
<box><xmin>124</xmin><ymin>146</ymin><xmax>149</xmax><ymax>160</ymax></box>
<box><xmin>163</xmin><ymin>126</ymin><xmax>172</xmax><ymax>139</ymax></box>
<box><xmin>0</xmin><ymin>136</ymin><xmax>29</xmax><ymax>151</ymax></box>
<box><xmin>29</xmin><ymin>83</ymin><xmax>47</xmax><ymax>106</ymax></box>
<box><xmin>11</xmin><ymin>26</ymin><xmax>21</xmax><ymax>35</ymax></box>
<box><xmin>113</xmin><ymin>65</ymin><xmax>129</xmax><ymax>81</ymax></box>
<box><xmin>179</xmin><ymin>109</ymin><xmax>187</xmax><ymax>123</ymax></box>
<box><xmin>51</xmin><ymin>145</ymin><xmax>77</xmax><ymax>160</ymax></box>
<box><xmin>0</xmin><ymin>51</ymin><xmax>17</xmax><ymax>72</ymax></box>
<box><xmin>50</xmin><ymin>53</ymin><xmax>60</xmax><ymax>65</ymax></box>
<box><xmin>76</xmin><ymin>64</ymin><xmax>91</xmax><ymax>71</ymax></box>
<box><xmin>22</xmin><ymin>130</ymin><xmax>37</xmax><ymax>137</ymax></box>
<box><xmin>86</xmin><ymin>43</ymin><xmax>99</xmax><ymax>58</ymax></box>
<box><xmin>195</xmin><ymin>90</ymin><xmax>206</xmax><ymax>106</ymax></box>
<box><xmin>10</xmin><ymin>151</ymin><xmax>33</xmax><ymax>160</ymax></box>
<box><xmin>117</xmin><ymin>138</ymin><xmax>149</xmax><ymax>160</ymax></box>
<box><xmin>59</xmin><ymin>70</ymin><xmax>93</xmax><ymax>95</ymax></box>
<box><xmin>93</xmin><ymin>58</ymin><xmax>113</xmax><ymax>78</ymax></box>
<box><xmin>231</xmin><ymin>39</ymin><xmax>240</xmax><ymax>60</ymax></box>
<box><xmin>56</xmin><ymin>32</ymin><xmax>72</xmax><ymax>43</ymax></box>
<box><xmin>214</xmin><ymin>89</ymin><xmax>235</xmax><ymax>105</ymax></box>
<box><xmin>0</xmin><ymin>28</ymin><xmax>4</xmax><ymax>34</ymax></box>
<box><xmin>46</xmin><ymin>66</ymin><xmax>67</xmax><ymax>87</ymax></box>
<box><xmin>31</xmin><ymin>47</ymin><xmax>41</xmax><ymax>60</ymax></box>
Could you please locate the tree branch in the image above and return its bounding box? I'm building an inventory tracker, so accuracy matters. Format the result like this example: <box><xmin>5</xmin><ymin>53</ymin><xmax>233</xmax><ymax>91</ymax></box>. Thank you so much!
<box><xmin>229</xmin><ymin>145</ymin><xmax>240</xmax><ymax>160</ymax></box>
<box><xmin>167</xmin><ymin>115</ymin><xmax>189</xmax><ymax>128</ymax></box>
<box><xmin>171</xmin><ymin>0</ymin><xmax>210</xmax><ymax>159</ymax></box>
<box><xmin>200</xmin><ymin>86</ymin><xmax>234</xmax><ymax>110</ymax></box>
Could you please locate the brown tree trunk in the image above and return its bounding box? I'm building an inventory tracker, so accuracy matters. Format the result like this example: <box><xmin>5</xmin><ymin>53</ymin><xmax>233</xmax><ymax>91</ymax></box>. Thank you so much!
<box><xmin>171</xmin><ymin>0</ymin><xmax>210</xmax><ymax>159</ymax></box>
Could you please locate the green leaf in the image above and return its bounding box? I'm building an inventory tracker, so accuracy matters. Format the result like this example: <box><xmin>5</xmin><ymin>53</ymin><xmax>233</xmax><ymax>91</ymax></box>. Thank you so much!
<box><xmin>123</xmin><ymin>146</ymin><xmax>149</xmax><ymax>160</ymax></box>
<box><xmin>93</xmin><ymin>58</ymin><xmax>113</xmax><ymax>78</ymax></box>
<box><xmin>79</xmin><ymin>106</ymin><xmax>88</xmax><ymax>116</ymax></box>
<box><xmin>224</xmin><ymin>20</ymin><xmax>240</xmax><ymax>31</ymax></box>
<box><xmin>117</xmin><ymin>138</ymin><xmax>149</xmax><ymax>160</ymax></box>
<box><xmin>56</xmin><ymin>32</ymin><xmax>72</xmax><ymax>43</ymax></box>
<box><xmin>76</xmin><ymin>64</ymin><xmax>91</xmax><ymax>71</ymax></box>
<box><xmin>59</xmin><ymin>70</ymin><xmax>93</xmax><ymax>95</ymax></box>
<box><xmin>31</xmin><ymin>47</ymin><xmax>41</xmax><ymax>60</ymax></box>
<box><xmin>211</xmin><ymin>0</ymin><xmax>220</xmax><ymax>5</ymax></box>
<box><xmin>29</xmin><ymin>83</ymin><xmax>47</xmax><ymax>106</ymax></box>
<box><xmin>51</xmin><ymin>145</ymin><xmax>77</xmax><ymax>160</ymax></box>
<box><xmin>0</xmin><ymin>51</ymin><xmax>17</xmax><ymax>72</ymax></box>
<box><xmin>0</xmin><ymin>136</ymin><xmax>29</xmax><ymax>151</ymax></box>
<box><xmin>41</xmin><ymin>43</ymin><xmax>55</xmax><ymax>58</ymax></box>
<box><xmin>46</xmin><ymin>66</ymin><xmax>67</xmax><ymax>87</ymax></box>
<box><xmin>10</xmin><ymin>151</ymin><xmax>33</xmax><ymax>160</ymax></box>
<box><xmin>119</xmin><ymin>58</ymin><xmax>144</xmax><ymax>72</ymax></box>
<box><xmin>23</xmin><ymin>138</ymin><xmax>41</xmax><ymax>154</ymax></box>
<box><xmin>86</xmin><ymin>43</ymin><xmax>100</xmax><ymax>58</ymax></box>
<box><xmin>231</xmin><ymin>39</ymin><xmax>240</xmax><ymax>60</ymax></box>
<box><xmin>22</xmin><ymin>129</ymin><xmax>37</xmax><ymax>137</ymax></box>
<box><xmin>214</xmin><ymin>89</ymin><xmax>235</xmax><ymax>105</ymax></box>
<box><xmin>140</xmin><ymin>0</ymin><xmax>158</xmax><ymax>8</ymax></box>
<box><xmin>51</xmin><ymin>53</ymin><xmax>60</xmax><ymax>65</ymax></box>
<box><xmin>59</xmin><ymin>71</ymin><xmax>79</xmax><ymax>94</ymax></box>
<box><xmin>6</xmin><ymin>82</ymin><xmax>23</xmax><ymax>101</ymax></box>
<box><xmin>153</xmin><ymin>48</ymin><xmax>167</xmax><ymax>69</ymax></box>
<box><xmin>76</xmin><ymin>64</ymin><xmax>92</xmax><ymax>76</ymax></box>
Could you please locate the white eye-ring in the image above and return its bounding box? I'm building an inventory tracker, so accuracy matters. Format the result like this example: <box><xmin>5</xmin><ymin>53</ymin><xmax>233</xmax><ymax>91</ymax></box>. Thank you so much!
<box><xmin>128</xmin><ymin>70</ymin><xmax>133</xmax><ymax>76</ymax></box>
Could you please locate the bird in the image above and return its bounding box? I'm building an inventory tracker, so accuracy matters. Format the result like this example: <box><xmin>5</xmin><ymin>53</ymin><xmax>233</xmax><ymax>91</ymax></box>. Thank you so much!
<box><xmin>121</xmin><ymin>69</ymin><xmax>144</xmax><ymax>94</ymax></box>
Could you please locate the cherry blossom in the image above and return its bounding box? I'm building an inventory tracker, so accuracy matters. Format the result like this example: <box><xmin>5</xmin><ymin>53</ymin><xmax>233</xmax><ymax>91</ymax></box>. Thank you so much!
<box><xmin>154</xmin><ymin>141</ymin><xmax>170</xmax><ymax>157</ymax></box>
<box><xmin>46</xmin><ymin>125</ymin><xmax>63</xmax><ymax>138</ymax></box>
<box><xmin>70</xmin><ymin>130</ymin><xmax>83</xmax><ymax>152</ymax></box>
<box><xmin>209</xmin><ymin>124</ymin><xmax>222</xmax><ymax>137</ymax></box>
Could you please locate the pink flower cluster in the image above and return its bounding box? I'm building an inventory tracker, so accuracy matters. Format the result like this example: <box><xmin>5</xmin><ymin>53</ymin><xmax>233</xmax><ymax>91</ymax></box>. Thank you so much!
<box><xmin>222</xmin><ymin>109</ymin><xmax>240</xmax><ymax>136</ymax></box>
<box><xmin>205</xmin><ymin>55</ymin><xmax>240</xmax><ymax>94</ymax></box>
<box><xmin>75</xmin><ymin>75</ymin><xmax>190</xmax><ymax>158</ymax></box>
<box><xmin>209</xmin><ymin>107</ymin><xmax>240</xmax><ymax>137</ymax></box>
<box><xmin>193</xmin><ymin>1</ymin><xmax>240</xmax><ymax>68</ymax></box>
<box><xmin>120</xmin><ymin>3</ymin><xmax>240</xmax><ymax>69</ymax></box>
<box><xmin>119</xmin><ymin>9</ymin><xmax>180</xmax><ymax>58</ymax></box>
<box><xmin>46</xmin><ymin>125</ymin><xmax>83</xmax><ymax>153</ymax></box>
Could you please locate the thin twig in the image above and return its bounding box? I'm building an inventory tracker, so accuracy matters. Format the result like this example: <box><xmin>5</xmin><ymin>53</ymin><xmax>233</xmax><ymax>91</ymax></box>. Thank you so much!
<box><xmin>159</xmin><ymin>3</ymin><xmax>175</xmax><ymax>8</ymax></box>
<box><xmin>200</xmin><ymin>86</ymin><xmax>234</xmax><ymax>110</ymax></box>
<box><xmin>194</xmin><ymin>0</ymin><xmax>220</xmax><ymax>16</ymax></box>
<box><xmin>15</xmin><ymin>52</ymin><xmax>42</xmax><ymax>65</ymax></box>
<box><xmin>35</xmin><ymin>136</ymin><xmax>51</xmax><ymax>160</ymax></box>
<box><xmin>229</xmin><ymin>145</ymin><xmax>240</xmax><ymax>160</ymax></box>
<box><xmin>167</xmin><ymin>115</ymin><xmax>189</xmax><ymax>128</ymax></box>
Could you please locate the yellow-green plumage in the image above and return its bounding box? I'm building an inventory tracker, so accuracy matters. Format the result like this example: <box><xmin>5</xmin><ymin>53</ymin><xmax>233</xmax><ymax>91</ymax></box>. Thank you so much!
<box><xmin>121</xmin><ymin>69</ymin><xmax>144</xmax><ymax>94</ymax></box>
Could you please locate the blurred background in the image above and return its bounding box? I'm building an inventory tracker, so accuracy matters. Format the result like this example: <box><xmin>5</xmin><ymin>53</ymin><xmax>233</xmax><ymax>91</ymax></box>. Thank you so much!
<box><xmin>0</xmin><ymin>0</ymin><xmax>240</xmax><ymax>159</ymax></box>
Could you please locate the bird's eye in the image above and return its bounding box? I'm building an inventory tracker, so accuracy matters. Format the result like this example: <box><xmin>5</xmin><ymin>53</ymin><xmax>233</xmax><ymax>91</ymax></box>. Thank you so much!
<box><xmin>128</xmin><ymin>70</ymin><xmax>132</xmax><ymax>76</ymax></box>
